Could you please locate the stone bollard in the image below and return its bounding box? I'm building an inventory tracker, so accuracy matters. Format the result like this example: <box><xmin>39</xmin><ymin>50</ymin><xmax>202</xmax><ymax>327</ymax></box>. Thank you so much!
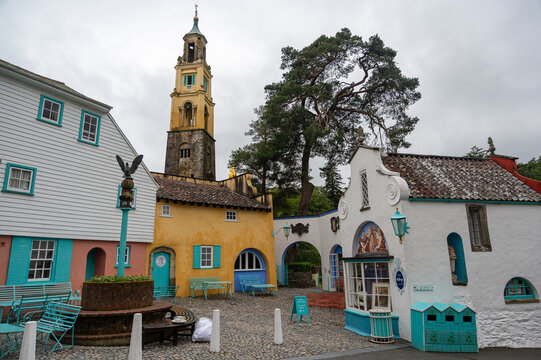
<box><xmin>274</xmin><ymin>308</ymin><xmax>283</xmax><ymax>345</ymax></box>
<box><xmin>128</xmin><ymin>313</ymin><xmax>142</xmax><ymax>360</ymax></box>
<box><xmin>210</xmin><ymin>309</ymin><xmax>220</xmax><ymax>352</ymax></box>
<box><xmin>19</xmin><ymin>321</ymin><xmax>36</xmax><ymax>360</ymax></box>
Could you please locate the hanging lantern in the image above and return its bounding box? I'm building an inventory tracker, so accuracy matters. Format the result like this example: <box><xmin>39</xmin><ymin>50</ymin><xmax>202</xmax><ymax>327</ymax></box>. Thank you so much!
<box><xmin>390</xmin><ymin>207</ymin><xmax>409</xmax><ymax>244</ymax></box>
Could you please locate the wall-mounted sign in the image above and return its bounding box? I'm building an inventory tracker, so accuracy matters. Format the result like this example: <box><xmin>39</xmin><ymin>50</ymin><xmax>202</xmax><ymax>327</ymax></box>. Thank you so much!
<box><xmin>155</xmin><ymin>255</ymin><xmax>167</xmax><ymax>268</ymax></box>
<box><xmin>356</xmin><ymin>221</ymin><xmax>388</xmax><ymax>254</ymax></box>
<box><xmin>392</xmin><ymin>258</ymin><xmax>407</xmax><ymax>294</ymax></box>
<box><xmin>290</xmin><ymin>296</ymin><xmax>309</xmax><ymax>323</ymax></box>
<box><xmin>330</xmin><ymin>217</ymin><xmax>340</xmax><ymax>232</ymax></box>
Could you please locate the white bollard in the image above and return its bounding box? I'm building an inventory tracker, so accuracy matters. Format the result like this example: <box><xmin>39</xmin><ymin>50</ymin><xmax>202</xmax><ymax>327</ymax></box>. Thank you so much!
<box><xmin>274</xmin><ymin>308</ymin><xmax>283</xmax><ymax>345</ymax></box>
<box><xmin>19</xmin><ymin>321</ymin><xmax>36</xmax><ymax>360</ymax></box>
<box><xmin>128</xmin><ymin>313</ymin><xmax>142</xmax><ymax>360</ymax></box>
<box><xmin>210</xmin><ymin>309</ymin><xmax>220</xmax><ymax>352</ymax></box>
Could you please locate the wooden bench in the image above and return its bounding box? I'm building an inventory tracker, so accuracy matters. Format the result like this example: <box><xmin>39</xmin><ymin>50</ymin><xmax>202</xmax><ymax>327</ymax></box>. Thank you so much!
<box><xmin>153</xmin><ymin>286</ymin><xmax>180</xmax><ymax>304</ymax></box>
<box><xmin>238</xmin><ymin>274</ymin><xmax>276</xmax><ymax>296</ymax></box>
<box><xmin>189</xmin><ymin>277</ymin><xmax>223</xmax><ymax>298</ymax></box>
<box><xmin>0</xmin><ymin>283</ymin><xmax>79</xmax><ymax>322</ymax></box>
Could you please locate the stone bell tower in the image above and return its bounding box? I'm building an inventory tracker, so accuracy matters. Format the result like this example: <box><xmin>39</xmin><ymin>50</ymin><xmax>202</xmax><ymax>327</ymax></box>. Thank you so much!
<box><xmin>164</xmin><ymin>8</ymin><xmax>216</xmax><ymax>180</ymax></box>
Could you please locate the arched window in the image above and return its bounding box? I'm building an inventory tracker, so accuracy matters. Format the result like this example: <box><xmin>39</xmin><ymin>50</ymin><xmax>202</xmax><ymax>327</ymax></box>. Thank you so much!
<box><xmin>235</xmin><ymin>251</ymin><xmax>263</xmax><ymax>271</ymax></box>
<box><xmin>184</xmin><ymin>102</ymin><xmax>194</xmax><ymax>127</ymax></box>
<box><xmin>180</xmin><ymin>143</ymin><xmax>191</xmax><ymax>159</ymax></box>
<box><xmin>204</xmin><ymin>106</ymin><xmax>209</xmax><ymax>131</ymax></box>
<box><xmin>504</xmin><ymin>277</ymin><xmax>537</xmax><ymax>303</ymax></box>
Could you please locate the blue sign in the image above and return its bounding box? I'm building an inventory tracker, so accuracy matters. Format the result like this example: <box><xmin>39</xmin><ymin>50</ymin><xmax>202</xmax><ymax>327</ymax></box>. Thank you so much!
<box><xmin>396</xmin><ymin>271</ymin><xmax>404</xmax><ymax>290</ymax></box>
<box><xmin>290</xmin><ymin>296</ymin><xmax>309</xmax><ymax>323</ymax></box>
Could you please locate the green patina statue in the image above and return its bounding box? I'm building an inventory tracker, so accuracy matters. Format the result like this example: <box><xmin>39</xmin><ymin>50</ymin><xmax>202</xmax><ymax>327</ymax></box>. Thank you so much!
<box><xmin>116</xmin><ymin>154</ymin><xmax>143</xmax><ymax>208</ymax></box>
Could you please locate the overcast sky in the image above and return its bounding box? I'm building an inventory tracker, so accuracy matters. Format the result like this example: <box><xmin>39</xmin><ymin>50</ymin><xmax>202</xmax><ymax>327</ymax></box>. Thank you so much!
<box><xmin>1</xmin><ymin>0</ymin><xmax>540</xmax><ymax>184</ymax></box>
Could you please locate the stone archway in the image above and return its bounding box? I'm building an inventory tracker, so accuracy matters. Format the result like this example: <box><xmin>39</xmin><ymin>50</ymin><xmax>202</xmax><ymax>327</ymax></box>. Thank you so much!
<box><xmin>148</xmin><ymin>246</ymin><xmax>176</xmax><ymax>286</ymax></box>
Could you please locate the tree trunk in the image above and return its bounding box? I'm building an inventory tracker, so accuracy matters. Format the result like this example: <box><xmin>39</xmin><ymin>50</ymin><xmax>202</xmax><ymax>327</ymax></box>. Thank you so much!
<box><xmin>298</xmin><ymin>142</ymin><xmax>314</xmax><ymax>216</ymax></box>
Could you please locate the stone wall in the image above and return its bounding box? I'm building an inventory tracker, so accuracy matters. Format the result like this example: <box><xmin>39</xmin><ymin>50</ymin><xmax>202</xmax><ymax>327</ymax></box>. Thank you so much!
<box><xmin>477</xmin><ymin>310</ymin><xmax>541</xmax><ymax>348</ymax></box>
<box><xmin>288</xmin><ymin>271</ymin><xmax>316</xmax><ymax>288</ymax></box>
<box><xmin>165</xmin><ymin>129</ymin><xmax>215</xmax><ymax>180</ymax></box>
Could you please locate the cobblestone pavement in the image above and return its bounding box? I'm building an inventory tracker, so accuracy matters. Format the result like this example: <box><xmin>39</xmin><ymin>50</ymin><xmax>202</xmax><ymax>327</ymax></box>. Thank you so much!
<box><xmin>1</xmin><ymin>288</ymin><xmax>393</xmax><ymax>360</ymax></box>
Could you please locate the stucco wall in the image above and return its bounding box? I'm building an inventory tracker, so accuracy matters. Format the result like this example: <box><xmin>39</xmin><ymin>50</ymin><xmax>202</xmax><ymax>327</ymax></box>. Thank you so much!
<box><xmin>0</xmin><ymin>235</ymin><xmax>11</xmax><ymax>284</ymax></box>
<box><xmin>70</xmin><ymin>240</ymin><xmax>149</xmax><ymax>293</ymax></box>
<box><xmin>152</xmin><ymin>201</ymin><xmax>275</xmax><ymax>297</ymax></box>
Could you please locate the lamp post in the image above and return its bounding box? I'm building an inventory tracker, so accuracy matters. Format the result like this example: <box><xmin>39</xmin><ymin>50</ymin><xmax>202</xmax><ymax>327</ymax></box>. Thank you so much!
<box><xmin>390</xmin><ymin>207</ymin><xmax>409</xmax><ymax>244</ymax></box>
<box><xmin>272</xmin><ymin>224</ymin><xmax>291</xmax><ymax>240</ymax></box>
<box><xmin>116</xmin><ymin>154</ymin><xmax>143</xmax><ymax>276</ymax></box>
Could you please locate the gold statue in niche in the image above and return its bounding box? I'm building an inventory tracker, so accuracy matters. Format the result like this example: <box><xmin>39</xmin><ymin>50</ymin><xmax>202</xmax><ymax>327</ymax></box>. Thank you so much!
<box><xmin>228</xmin><ymin>167</ymin><xmax>236</xmax><ymax>178</ymax></box>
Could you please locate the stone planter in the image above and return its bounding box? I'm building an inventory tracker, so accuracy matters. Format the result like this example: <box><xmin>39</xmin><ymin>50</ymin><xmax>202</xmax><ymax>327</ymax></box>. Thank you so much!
<box><xmin>81</xmin><ymin>280</ymin><xmax>154</xmax><ymax>311</ymax></box>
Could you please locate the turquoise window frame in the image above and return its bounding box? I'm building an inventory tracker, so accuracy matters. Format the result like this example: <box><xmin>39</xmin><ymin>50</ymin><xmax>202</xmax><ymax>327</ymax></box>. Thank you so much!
<box><xmin>2</xmin><ymin>163</ymin><xmax>37</xmax><ymax>196</ymax></box>
<box><xmin>78</xmin><ymin>109</ymin><xmax>101</xmax><ymax>146</ymax></box>
<box><xmin>203</xmin><ymin>77</ymin><xmax>208</xmax><ymax>92</ymax></box>
<box><xmin>183</xmin><ymin>74</ymin><xmax>196</xmax><ymax>87</ymax></box>
<box><xmin>193</xmin><ymin>245</ymin><xmax>221</xmax><ymax>269</ymax></box>
<box><xmin>504</xmin><ymin>277</ymin><xmax>535</xmax><ymax>300</ymax></box>
<box><xmin>116</xmin><ymin>185</ymin><xmax>137</xmax><ymax>210</ymax></box>
<box><xmin>27</xmin><ymin>239</ymin><xmax>56</xmax><ymax>282</ymax></box>
<box><xmin>115</xmin><ymin>245</ymin><xmax>131</xmax><ymax>268</ymax></box>
<box><xmin>37</xmin><ymin>94</ymin><xmax>64</xmax><ymax>126</ymax></box>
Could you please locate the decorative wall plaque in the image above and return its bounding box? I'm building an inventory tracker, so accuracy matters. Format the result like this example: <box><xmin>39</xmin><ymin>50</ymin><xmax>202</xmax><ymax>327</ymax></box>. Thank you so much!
<box><xmin>291</xmin><ymin>223</ymin><xmax>309</xmax><ymax>236</ymax></box>
<box><xmin>392</xmin><ymin>258</ymin><xmax>407</xmax><ymax>295</ymax></box>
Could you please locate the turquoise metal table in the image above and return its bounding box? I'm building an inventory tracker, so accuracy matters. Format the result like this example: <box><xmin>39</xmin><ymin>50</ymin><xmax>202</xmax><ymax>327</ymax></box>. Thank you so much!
<box><xmin>202</xmin><ymin>281</ymin><xmax>232</xmax><ymax>299</ymax></box>
<box><xmin>0</xmin><ymin>323</ymin><xmax>23</xmax><ymax>359</ymax></box>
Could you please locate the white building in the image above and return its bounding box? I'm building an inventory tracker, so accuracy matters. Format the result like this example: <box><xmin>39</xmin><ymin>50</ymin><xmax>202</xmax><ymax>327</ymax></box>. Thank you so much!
<box><xmin>0</xmin><ymin>59</ymin><xmax>158</xmax><ymax>291</ymax></box>
<box><xmin>274</xmin><ymin>145</ymin><xmax>541</xmax><ymax>348</ymax></box>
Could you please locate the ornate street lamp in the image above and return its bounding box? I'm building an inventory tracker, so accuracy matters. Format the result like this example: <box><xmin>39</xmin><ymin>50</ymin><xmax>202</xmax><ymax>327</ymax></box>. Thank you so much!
<box><xmin>390</xmin><ymin>207</ymin><xmax>409</xmax><ymax>244</ymax></box>
<box><xmin>272</xmin><ymin>224</ymin><xmax>291</xmax><ymax>241</ymax></box>
<box><xmin>115</xmin><ymin>154</ymin><xmax>143</xmax><ymax>276</ymax></box>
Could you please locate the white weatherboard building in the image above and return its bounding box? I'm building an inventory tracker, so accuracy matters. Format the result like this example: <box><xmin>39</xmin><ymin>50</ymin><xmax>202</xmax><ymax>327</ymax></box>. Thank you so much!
<box><xmin>274</xmin><ymin>145</ymin><xmax>541</xmax><ymax>348</ymax></box>
<box><xmin>0</xmin><ymin>60</ymin><xmax>158</xmax><ymax>292</ymax></box>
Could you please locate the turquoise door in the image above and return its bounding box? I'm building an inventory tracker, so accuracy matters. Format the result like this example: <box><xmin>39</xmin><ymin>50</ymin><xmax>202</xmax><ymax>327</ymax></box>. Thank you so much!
<box><xmin>85</xmin><ymin>249</ymin><xmax>96</xmax><ymax>281</ymax></box>
<box><xmin>152</xmin><ymin>252</ymin><xmax>170</xmax><ymax>288</ymax></box>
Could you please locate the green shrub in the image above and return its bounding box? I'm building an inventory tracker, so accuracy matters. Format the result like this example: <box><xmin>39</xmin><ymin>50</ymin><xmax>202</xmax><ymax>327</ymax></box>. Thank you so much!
<box><xmin>286</xmin><ymin>262</ymin><xmax>313</xmax><ymax>272</ymax></box>
<box><xmin>88</xmin><ymin>274</ymin><xmax>151</xmax><ymax>283</ymax></box>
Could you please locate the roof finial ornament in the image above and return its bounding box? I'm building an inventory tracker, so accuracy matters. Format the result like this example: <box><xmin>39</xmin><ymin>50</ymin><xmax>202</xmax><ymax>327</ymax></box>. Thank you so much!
<box><xmin>194</xmin><ymin>4</ymin><xmax>198</xmax><ymax>20</ymax></box>
<box><xmin>488</xmin><ymin>137</ymin><xmax>495</xmax><ymax>155</ymax></box>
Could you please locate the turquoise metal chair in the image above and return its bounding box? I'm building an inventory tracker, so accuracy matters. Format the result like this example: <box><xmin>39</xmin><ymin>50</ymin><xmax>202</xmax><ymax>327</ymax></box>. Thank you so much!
<box><xmin>23</xmin><ymin>301</ymin><xmax>81</xmax><ymax>354</ymax></box>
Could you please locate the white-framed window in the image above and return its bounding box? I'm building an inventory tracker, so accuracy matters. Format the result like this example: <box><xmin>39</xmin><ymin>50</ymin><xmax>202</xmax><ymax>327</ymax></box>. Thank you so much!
<box><xmin>161</xmin><ymin>204</ymin><xmax>171</xmax><ymax>217</ymax></box>
<box><xmin>2</xmin><ymin>163</ymin><xmax>37</xmax><ymax>196</ymax></box>
<box><xmin>78</xmin><ymin>110</ymin><xmax>101</xmax><ymax>146</ymax></box>
<box><xmin>115</xmin><ymin>246</ymin><xmax>130</xmax><ymax>266</ymax></box>
<box><xmin>360</xmin><ymin>170</ymin><xmax>369</xmax><ymax>210</ymax></box>
<box><xmin>234</xmin><ymin>251</ymin><xmax>263</xmax><ymax>271</ymax></box>
<box><xmin>37</xmin><ymin>95</ymin><xmax>64</xmax><ymax>126</ymax></box>
<box><xmin>344</xmin><ymin>261</ymin><xmax>390</xmax><ymax>311</ymax></box>
<box><xmin>200</xmin><ymin>246</ymin><xmax>213</xmax><ymax>268</ymax></box>
<box><xmin>28</xmin><ymin>240</ymin><xmax>55</xmax><ymax>281</ymax></box>
<box><xmin>225</xmin><ymin>210</ymin><xmax>237</xmax><ymax>221</ymax></box>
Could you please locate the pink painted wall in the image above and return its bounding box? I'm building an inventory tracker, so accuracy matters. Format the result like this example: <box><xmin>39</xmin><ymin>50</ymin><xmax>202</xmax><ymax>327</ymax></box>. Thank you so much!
<box><xmin>0</xmin><ymin>236</ymin><xmax>12</xmax><ymax>285</ymax></box>
<box><xmin>70</xmin><ymin>240</ymin><xmax>149</xmax><ymax>293</ymax></box>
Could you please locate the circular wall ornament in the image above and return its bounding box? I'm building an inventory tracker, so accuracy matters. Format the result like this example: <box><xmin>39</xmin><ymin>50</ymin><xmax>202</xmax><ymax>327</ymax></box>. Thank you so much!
<box><xmin>155</xmin><ymin>255</ymin><xmax>167</xmax><ymax>268</ymax></box>
<box><xmin>386</xmin><ymin>180</ymin><xmax>400</xmax><ymax>206</ymax></box>
<box><xmin>338</xmin><ymin>199</ymin><xmax>348</xmax><ymax>220</ymax></box>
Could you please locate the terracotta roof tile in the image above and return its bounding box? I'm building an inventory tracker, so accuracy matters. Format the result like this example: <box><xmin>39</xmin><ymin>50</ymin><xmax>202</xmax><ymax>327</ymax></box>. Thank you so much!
<box><xmin>155</xmin><ymin>176</ymin><xmax>271</xmax><ymax>211</ymax></box>
<box><xmin>382</xmin><ymin>153</ymin><xmax>541</xmax><ymax>202</ymax></box>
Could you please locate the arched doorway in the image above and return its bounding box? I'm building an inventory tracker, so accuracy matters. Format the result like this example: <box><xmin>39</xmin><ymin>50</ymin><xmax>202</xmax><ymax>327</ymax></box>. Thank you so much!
<box><xmin>148</xmin><ymin>246</ymin><xmax>176</xmax><ymax>287</ymax></box>
<box><xmin>328</xmin><ymin>245</ymin><xmax>343</xmax><ymax>292</ymax></box>
<box><xmin>281</xmin><ymin>241</ymin><xmax>321</xmax><ymax>288</ymax></box>
<box><xmin>233</xmin><ymin>249</ymin><xmax>267</xmax><ymax>292</ymax></box>
<box><xmin>85</xmin><ymin>247</ymin><xmax>106</xmax><ymax>281</ymax></box>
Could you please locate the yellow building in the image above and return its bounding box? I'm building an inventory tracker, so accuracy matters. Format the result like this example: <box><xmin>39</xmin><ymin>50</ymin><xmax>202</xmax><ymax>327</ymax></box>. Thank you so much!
<box><xmin>148</xmin><ymin>12</ymin><xmax>276</xmax><ymax>296</ymax></box>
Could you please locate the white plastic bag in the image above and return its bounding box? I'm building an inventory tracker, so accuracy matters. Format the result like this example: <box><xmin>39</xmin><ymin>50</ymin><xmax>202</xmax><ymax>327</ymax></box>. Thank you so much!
<box><xmin>192</xmin><ymin>317</ymin><xmax>212</xmax><ymax>342</ymax></box>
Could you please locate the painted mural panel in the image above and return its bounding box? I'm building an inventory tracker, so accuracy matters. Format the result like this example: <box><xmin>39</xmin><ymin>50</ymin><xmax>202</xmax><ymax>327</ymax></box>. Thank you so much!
<box><xmin>356</xmin><ymin>222</ymin><xmax>388</xmax><ymax>254</ymax></box>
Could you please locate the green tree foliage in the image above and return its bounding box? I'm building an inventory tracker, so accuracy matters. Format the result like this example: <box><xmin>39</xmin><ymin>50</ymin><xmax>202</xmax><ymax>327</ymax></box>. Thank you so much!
<box><xmin>320</xmin><ymin>159</ymin><xmax>344</xmax><ymax>207</ymax></box>
<box><xmin>273</xmin><ymin>186</ymin><xmax>335</xmax><ymax>217</ymax></box>
<box><xmin>232</xmin><ymin>28</ymin><xmax>420</xmax><ymax>215</ymax></box>
<box><xmin>517</xmin><ymin>157</ymin><xmax>541</xmax><ymax>181</ymax></box>
<box><xmin>464</xmin><ymin>145</ymin><xmax>489</xmax><ymax>158</ymax></box>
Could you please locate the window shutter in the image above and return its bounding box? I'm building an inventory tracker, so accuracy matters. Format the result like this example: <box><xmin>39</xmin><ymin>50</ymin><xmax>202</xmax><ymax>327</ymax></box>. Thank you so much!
<box><xmin>6</xmin><ymin>237</ymin><xmax>32</xmax><ymax>284</ymax></box>
<box><xmin>54</xmin><ymin>239</ymin><xmax>73</xmax><ymax>282</ymax></box>
<box><xmin>184</xmin><ymin>75</ymin><xmax>187</xmax><ymax>86</ymax></box>
<box><xmin>193</xmin><ymin>245</ymin><xmax>201</xmax><ymax>269</ymax></box>
<box><xmin>191</xmin><ymin>75</ymin><xmax>195</xmax><ymax>85</ymax></box>
<box><xmin>213</xmin><ymin>245</ymin><xmax>221</xmax><ymax>268</ymax></box>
